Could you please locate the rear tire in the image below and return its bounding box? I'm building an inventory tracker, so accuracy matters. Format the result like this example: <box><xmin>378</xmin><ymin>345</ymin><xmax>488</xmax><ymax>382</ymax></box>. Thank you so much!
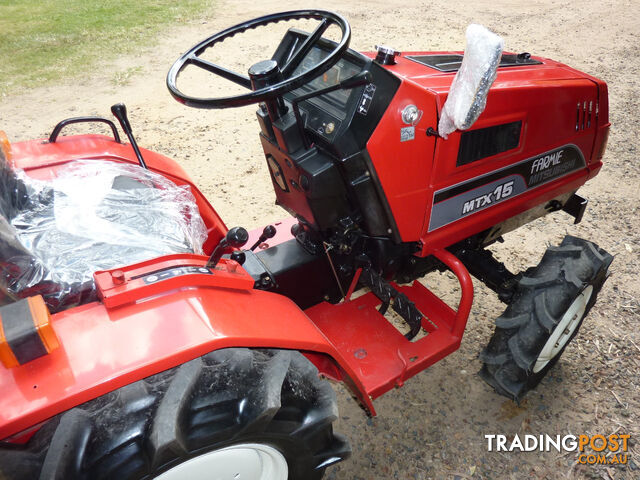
<box><xmin>479</xmin><ymin>235</ymin><xmax>613</xmax><ymax>402</ymax></box>
<box><xmin>0</xmin><ymin>348</ymin><xmax>350</xmax><ymax>480</ymax></box>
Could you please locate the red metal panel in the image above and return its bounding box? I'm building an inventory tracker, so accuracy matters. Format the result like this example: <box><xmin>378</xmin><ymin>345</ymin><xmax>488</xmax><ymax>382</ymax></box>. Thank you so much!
<box><xmin>366</xmin><ymin>80</ymin><xmax>437</xmax><ymax>241</ymax></box>
<box><xmin>365</xmin><ymin>52</ymin><xmax>604</xmax><ymax>246</ymax></box>
<box><xmin>0</xmin><ymin>243</ymin><xmax>476</xmax><ymax>438</ymax></box>
<box><xmin>0</xmin><ymin>278</ymin><xmax>351</xmax><ymax>439</ymax></box>
<box><xmin>305</xmin><ymin>247</ymin><xmax>473</xmax><ymax>399</ymax></box>
<box><xmin>94</xmin><ymin>255</ymin><xmax>255</xmax><ymax>308</ymax></box>
<box><xmin>419</xmin><ymin>170</ymin><xmax>589</xmax><ymax>254</ymax></box>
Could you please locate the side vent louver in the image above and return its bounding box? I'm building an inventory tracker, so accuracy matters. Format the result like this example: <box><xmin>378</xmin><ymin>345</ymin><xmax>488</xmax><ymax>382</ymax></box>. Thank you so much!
<box><xmin>576</xmin><ymin>100</ymin><xmax>594</xmax><ymax>131</ymax></box>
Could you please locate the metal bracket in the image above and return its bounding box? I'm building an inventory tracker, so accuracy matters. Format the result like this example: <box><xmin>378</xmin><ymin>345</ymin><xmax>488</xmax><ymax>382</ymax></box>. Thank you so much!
<box><xmin>562</xmin><ymin>193</ymin><xmax>588</xmax><ymax>224</ymax></box>
<box><xmin>360</xmin><ymin>267</ymin><xmax>423</xmax><ymax>339</ymax></box>
<box><xmin>454</xmin><ymin>247</ymin><xmax>518</xmax><ymax>303</ymax></box>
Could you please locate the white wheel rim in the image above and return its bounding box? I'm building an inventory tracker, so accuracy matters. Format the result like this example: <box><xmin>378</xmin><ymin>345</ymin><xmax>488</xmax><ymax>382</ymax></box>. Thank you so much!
<box><xmin>532</xmin><ymin>285</ymin><xmax>593</xmax><ymax>373</ymax></box>
<box><xmin>154</xmin><ymin>443</ymin><xmax>288</xmax><ymax>480</ymax></box>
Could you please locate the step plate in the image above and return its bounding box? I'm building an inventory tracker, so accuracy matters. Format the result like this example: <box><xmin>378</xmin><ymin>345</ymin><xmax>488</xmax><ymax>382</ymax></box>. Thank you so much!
<box><xmin>306</xmin><ymin>280</ymin><xmax>462</xmax><ymax>399</ymax></box>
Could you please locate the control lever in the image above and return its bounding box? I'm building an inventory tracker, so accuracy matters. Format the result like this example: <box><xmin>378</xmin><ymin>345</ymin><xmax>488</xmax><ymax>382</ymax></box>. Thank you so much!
<box><xmin>249</xmin><ymin>225</ymin><xmax>277</xmax><ymax>251</ymax></box>
<box><xmin>110</xmin><ymin>103</ymin><xmax>147</xmax><ymax>169</ymax></box>
<box><xmin>207</xmin><ymin>227</ymin><xmax>249</xmax><ymax>268</ymax></box>
<box><xmin>291</xmin><ymin>71</ymin><xmax>373</xmax><ymax>148</ymax></box>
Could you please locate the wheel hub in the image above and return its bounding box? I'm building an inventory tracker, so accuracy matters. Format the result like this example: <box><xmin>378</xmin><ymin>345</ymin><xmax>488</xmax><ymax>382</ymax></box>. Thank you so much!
<box><xmin>532</xmin><ymin>285</ymin><xmax>593</xmax><ymax>373</ymax></box>
<box><xmin>154</xmin><ymin>443</ymin><xmax>288</xmax><ymax>480</ymax></box>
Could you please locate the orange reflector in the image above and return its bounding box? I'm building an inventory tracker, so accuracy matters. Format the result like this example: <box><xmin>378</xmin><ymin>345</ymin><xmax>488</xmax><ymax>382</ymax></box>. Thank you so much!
<box><xmin>28</xmin><ymin>296</ymin><xmax>59</xmax><ymax>354</ymax></box>
<box><xmin>0</xmin><ymin>296</ymin><xmax>58</xmax><ymax>369</ymax></box>
<box><xmin>0</xmin><ymin>130</ymin><xmax>11</xmax><ymax>162</ymax></box>
<box><xmin>0</xmin><ymin>320</ymin><xmax>19</xmax><ymax>369</ymax></box>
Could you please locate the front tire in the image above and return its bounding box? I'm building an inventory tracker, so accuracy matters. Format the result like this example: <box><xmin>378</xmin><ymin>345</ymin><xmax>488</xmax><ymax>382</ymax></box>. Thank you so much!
<box><xmin>0</xmin><ymin>348</ymin><xmax>350</xmax><ymax>480</ymax></box>
<box><xmin>479</xmin><ymin>235</ymin><xmax>613</xmax><ymax>402</ymax></box>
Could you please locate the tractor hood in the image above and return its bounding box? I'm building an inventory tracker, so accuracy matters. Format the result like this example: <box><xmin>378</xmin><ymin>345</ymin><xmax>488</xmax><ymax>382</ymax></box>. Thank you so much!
<box><xmin>369</xmin><ymin>51</ymin><xmax>604</xmax><ymax>105</ymax></box>
<box><xmin>360</xmin><ymin>49</ymin><xmax>609</xmax><ymax>244</ymax></box>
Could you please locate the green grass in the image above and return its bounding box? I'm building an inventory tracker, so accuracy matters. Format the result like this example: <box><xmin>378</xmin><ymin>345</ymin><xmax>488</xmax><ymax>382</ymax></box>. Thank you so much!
<box><xmin>0</xmin><ymin>0</ymin><xmax>212</xmax><ymax>95</ymax></box>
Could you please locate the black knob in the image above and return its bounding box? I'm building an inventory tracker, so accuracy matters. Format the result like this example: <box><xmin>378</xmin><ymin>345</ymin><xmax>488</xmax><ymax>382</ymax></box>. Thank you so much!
<box><xmin>206</xmin><ymin>226</ymin><xmax>248</xmax><ymax>268</ymax></box>
<box><xmin>263</xmin><ymin>225</ymin><xmax>276</xmax><ymax>239</ymax></box>
<box><xmin>249</xmin><ymin>224</ymin><xmax>277</xmax><ymax>251</ymax></box>
<box><xmin>110</xmin><ymin>103</ymin><xmax>132</xmax><ymax>132</ymax></box>
<box><xmin>248</xmin><ymin>60</ymin><xmax>282</xmax><ymax>91</ymax></box>
<box><xmin>226</xmin><ymin>227</ymin><xmax>249</xmax><ymax>248</ymax></box>
<box><xmin>291</xmin><ymin>223</ymin><xmax>303</xmax><ymax>236</ymax></box>
<box><xmin>230</xmin><ymin>251</ymin><xmax>246</xmax><ymax>265</ymax></box>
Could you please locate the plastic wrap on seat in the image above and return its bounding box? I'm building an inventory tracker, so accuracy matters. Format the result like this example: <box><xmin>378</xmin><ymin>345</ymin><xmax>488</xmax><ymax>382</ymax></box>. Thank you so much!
<box><xmin>0</xmin><ymin>159</ymin><xmax>208</xmax><ymax>312</ymax></box>
<box><xmin>438</xmin><ymin>24</ymin><xmax>504</xmax><ymax>139</ymax></box>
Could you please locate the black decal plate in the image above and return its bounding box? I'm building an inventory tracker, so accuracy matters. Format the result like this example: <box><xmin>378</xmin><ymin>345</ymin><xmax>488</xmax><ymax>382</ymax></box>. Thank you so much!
<box><xmin>357</xmin><ymin>83</ymin><xmax>376</xmax><ymax>116</ymax></box>
<box><xmin>428</xmin><ymin>145</ymin><xmax>585</xmax><ymax>231</ymax></box>
<box><xmin>143</xmin><ymin>266</ymin><xmax>213</xmax><ymax>285</ymax></box>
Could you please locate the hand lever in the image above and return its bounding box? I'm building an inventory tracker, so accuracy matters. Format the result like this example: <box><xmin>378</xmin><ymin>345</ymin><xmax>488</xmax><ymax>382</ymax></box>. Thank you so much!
<box><xmin>249</xmin><ymin>225</ymin><xmax>277</xmax><ymax>251</ymax></box>
<box><xmin>111</xmin><ymin>103</ymin><xmax>147</xmax><ymax>169</ymax></box>
<box><xmin>207</xmin><ymin>227</ymin><xmax>249</xmax><ymax>268</ymax></box>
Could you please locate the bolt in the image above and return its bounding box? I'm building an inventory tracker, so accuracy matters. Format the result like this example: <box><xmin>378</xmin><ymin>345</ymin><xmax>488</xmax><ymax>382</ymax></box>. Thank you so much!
<box><xmin>112</xmin><ymin>270</ymin><xmax>125</xmax><ymax>285</ymax></box>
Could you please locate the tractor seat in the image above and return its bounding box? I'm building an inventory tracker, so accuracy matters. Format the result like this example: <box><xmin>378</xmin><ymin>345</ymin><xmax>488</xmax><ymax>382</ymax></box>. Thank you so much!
<box><xmin>0</xmin><ymin>151</ymin><xmax>207</xmax><ymax>312</ymax></box>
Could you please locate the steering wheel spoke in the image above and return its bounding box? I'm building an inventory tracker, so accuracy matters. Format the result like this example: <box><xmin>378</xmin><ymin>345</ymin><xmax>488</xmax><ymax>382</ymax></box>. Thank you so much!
<box><xmin>281</xmin><ymin>18</ymin><xmax>331</xmax><ymax>76</ymax></box>
<box><xmin>188</xmin><ymin>56</ymin><xmax>252</xmax><ymax>89</ymax></box>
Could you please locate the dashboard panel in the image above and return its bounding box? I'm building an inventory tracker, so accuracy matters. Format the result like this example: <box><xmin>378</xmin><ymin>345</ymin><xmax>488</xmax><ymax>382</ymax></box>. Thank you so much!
<box><xmin>263</xmin><ymin>28</ymin><xmax>401</xmax><ymax>239</ymax></box>
<box><xmin>292</xmin><ymin>47</ymin><xmax>362</xmax><ymax>114</ymax></box>
<box><xmin>273</xmin><ymin>29</ymin><xmax>369</xmax><ymax>144</ymax></box>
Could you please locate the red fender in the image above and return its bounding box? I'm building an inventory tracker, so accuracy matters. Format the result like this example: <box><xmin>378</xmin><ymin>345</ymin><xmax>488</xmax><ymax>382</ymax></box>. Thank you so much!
<box><xmin>2</xmin><ymin>133</ymin><xmax>474</xmax><ymax>441</ymax></box>
<box><xmin>1</xmin><ymin>135</ymin><xmax>371</xmax><ymax>440</ymax></box>
<box><xmin>0</xmin><ymin>254</ymin><xmax>370</xmax><ymax>440</ymax></box>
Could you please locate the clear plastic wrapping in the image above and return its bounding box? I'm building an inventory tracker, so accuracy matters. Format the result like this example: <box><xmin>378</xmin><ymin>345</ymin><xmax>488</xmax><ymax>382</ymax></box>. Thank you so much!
<box><xmin>438</xmin><ymin>24</ymin><xmax>504</xmax><ymax>139</ymax></box>
<box><xmin>0</xmin><ymin>159</ymin><xmax>208</xmax><ymax>312</ymax></box>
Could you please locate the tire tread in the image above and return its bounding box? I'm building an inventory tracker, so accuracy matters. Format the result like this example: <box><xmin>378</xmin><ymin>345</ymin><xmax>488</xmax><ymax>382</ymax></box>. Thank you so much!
<box><xmin>479</xmin><ymin>235</ymin><xmax>613</xmax><ymax>402</ymax></box>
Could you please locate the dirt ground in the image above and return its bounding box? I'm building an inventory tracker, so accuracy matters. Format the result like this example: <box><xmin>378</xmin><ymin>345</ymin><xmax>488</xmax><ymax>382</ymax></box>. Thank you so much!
<box><xmin>1</xmin><ymin>1</ymin><xmax>638</xmax><ymax>479</ymax></box>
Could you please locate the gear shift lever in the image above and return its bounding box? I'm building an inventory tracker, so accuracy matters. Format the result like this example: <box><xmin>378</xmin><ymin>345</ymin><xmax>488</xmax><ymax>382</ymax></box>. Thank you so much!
<box><xmin>249</xmin><ymin>225</ymin><xmax>277</xmax><ymax>251</ymax></box>
<box><xmin>111</xmin><ymin>103</ymin><xmax>147</xmax><ymax>169</ymax></box>
<box><xmin>207</xmin><ymin>227</ymin><xmax>249</xmax><ymax>268</ymax></box>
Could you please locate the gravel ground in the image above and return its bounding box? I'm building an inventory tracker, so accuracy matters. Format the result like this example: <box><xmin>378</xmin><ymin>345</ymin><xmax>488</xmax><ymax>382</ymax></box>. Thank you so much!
<box><xmin>1</xmin><ymin>1</ymin><xmax>638</xmax><ymax>479</ymax></box>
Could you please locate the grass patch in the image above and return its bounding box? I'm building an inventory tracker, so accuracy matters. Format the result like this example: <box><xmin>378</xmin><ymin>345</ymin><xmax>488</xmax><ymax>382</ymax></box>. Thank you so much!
<box><xmin>112</xmin><ymin>66</ymin><xmax>143</xmax><ymax>86</ymax></box>
<box><xmin>0</xmin><ymin>0</ymin><xmax>213</xmax><ymax>95</ymax></box>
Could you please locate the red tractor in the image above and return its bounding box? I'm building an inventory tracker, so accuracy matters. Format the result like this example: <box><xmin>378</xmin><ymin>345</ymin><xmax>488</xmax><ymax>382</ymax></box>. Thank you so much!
<box><xmin>0</xmin><ymin>10</ymin><xmax>612</xmax><ymax>480</ymax></box>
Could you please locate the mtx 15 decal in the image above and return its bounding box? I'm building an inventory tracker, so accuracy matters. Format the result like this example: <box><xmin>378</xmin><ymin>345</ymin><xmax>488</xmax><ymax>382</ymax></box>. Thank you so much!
<box><xmin>428</xmin><ymin>145</ymin><xmax>585</xmax><ymax>231</ymax></box>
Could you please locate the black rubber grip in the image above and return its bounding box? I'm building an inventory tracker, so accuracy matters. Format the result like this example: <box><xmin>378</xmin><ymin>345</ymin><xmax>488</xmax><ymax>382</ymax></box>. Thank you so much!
<box><xmin>0</xmin><ymin>298</ymin><xmax>47</xmax><ymax>365</ymax></box>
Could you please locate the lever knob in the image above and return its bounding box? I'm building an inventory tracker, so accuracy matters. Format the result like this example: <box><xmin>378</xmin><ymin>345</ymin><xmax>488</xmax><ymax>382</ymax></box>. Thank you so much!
<box><xmin>207</xmin><ymin>227</ymin><xmax>248</xmax><ymax>268</ymax></box>
<box><xmin>110</xmin><ymin>102</ymin><xmax>147</xmax><ymax>169</ymax></box>
<box><xmin>262</xmin><ymin>225</ymin><xmax>276</xmax><ymax>239</ymax></box>
<box><xmin>110</xmin><ymin>103</ymin><xmax>132</xmax><ymax>132</ymax></box>
<box><xmin>250</xmin><ymin>224</ymin><xmax>277</xmax><ymax>251</ymax></box>
<box><xmin>226</xmin><ymin>226</ymin><xmax>249</xmax><ymax>248</ymax></box>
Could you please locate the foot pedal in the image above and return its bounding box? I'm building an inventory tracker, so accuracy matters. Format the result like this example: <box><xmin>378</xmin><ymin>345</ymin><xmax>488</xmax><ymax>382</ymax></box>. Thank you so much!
<box><xmin>360</xmin><ymin>268</ymin><xmax>423</xmax><ymax>340</ymax></box>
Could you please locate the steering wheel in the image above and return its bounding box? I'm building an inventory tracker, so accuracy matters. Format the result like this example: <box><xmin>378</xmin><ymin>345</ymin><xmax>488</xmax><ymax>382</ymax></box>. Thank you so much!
<box><xmin>167</xmin><ymin>10</ymin><xmax>351</xmax><ymax>109</ymax></box>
